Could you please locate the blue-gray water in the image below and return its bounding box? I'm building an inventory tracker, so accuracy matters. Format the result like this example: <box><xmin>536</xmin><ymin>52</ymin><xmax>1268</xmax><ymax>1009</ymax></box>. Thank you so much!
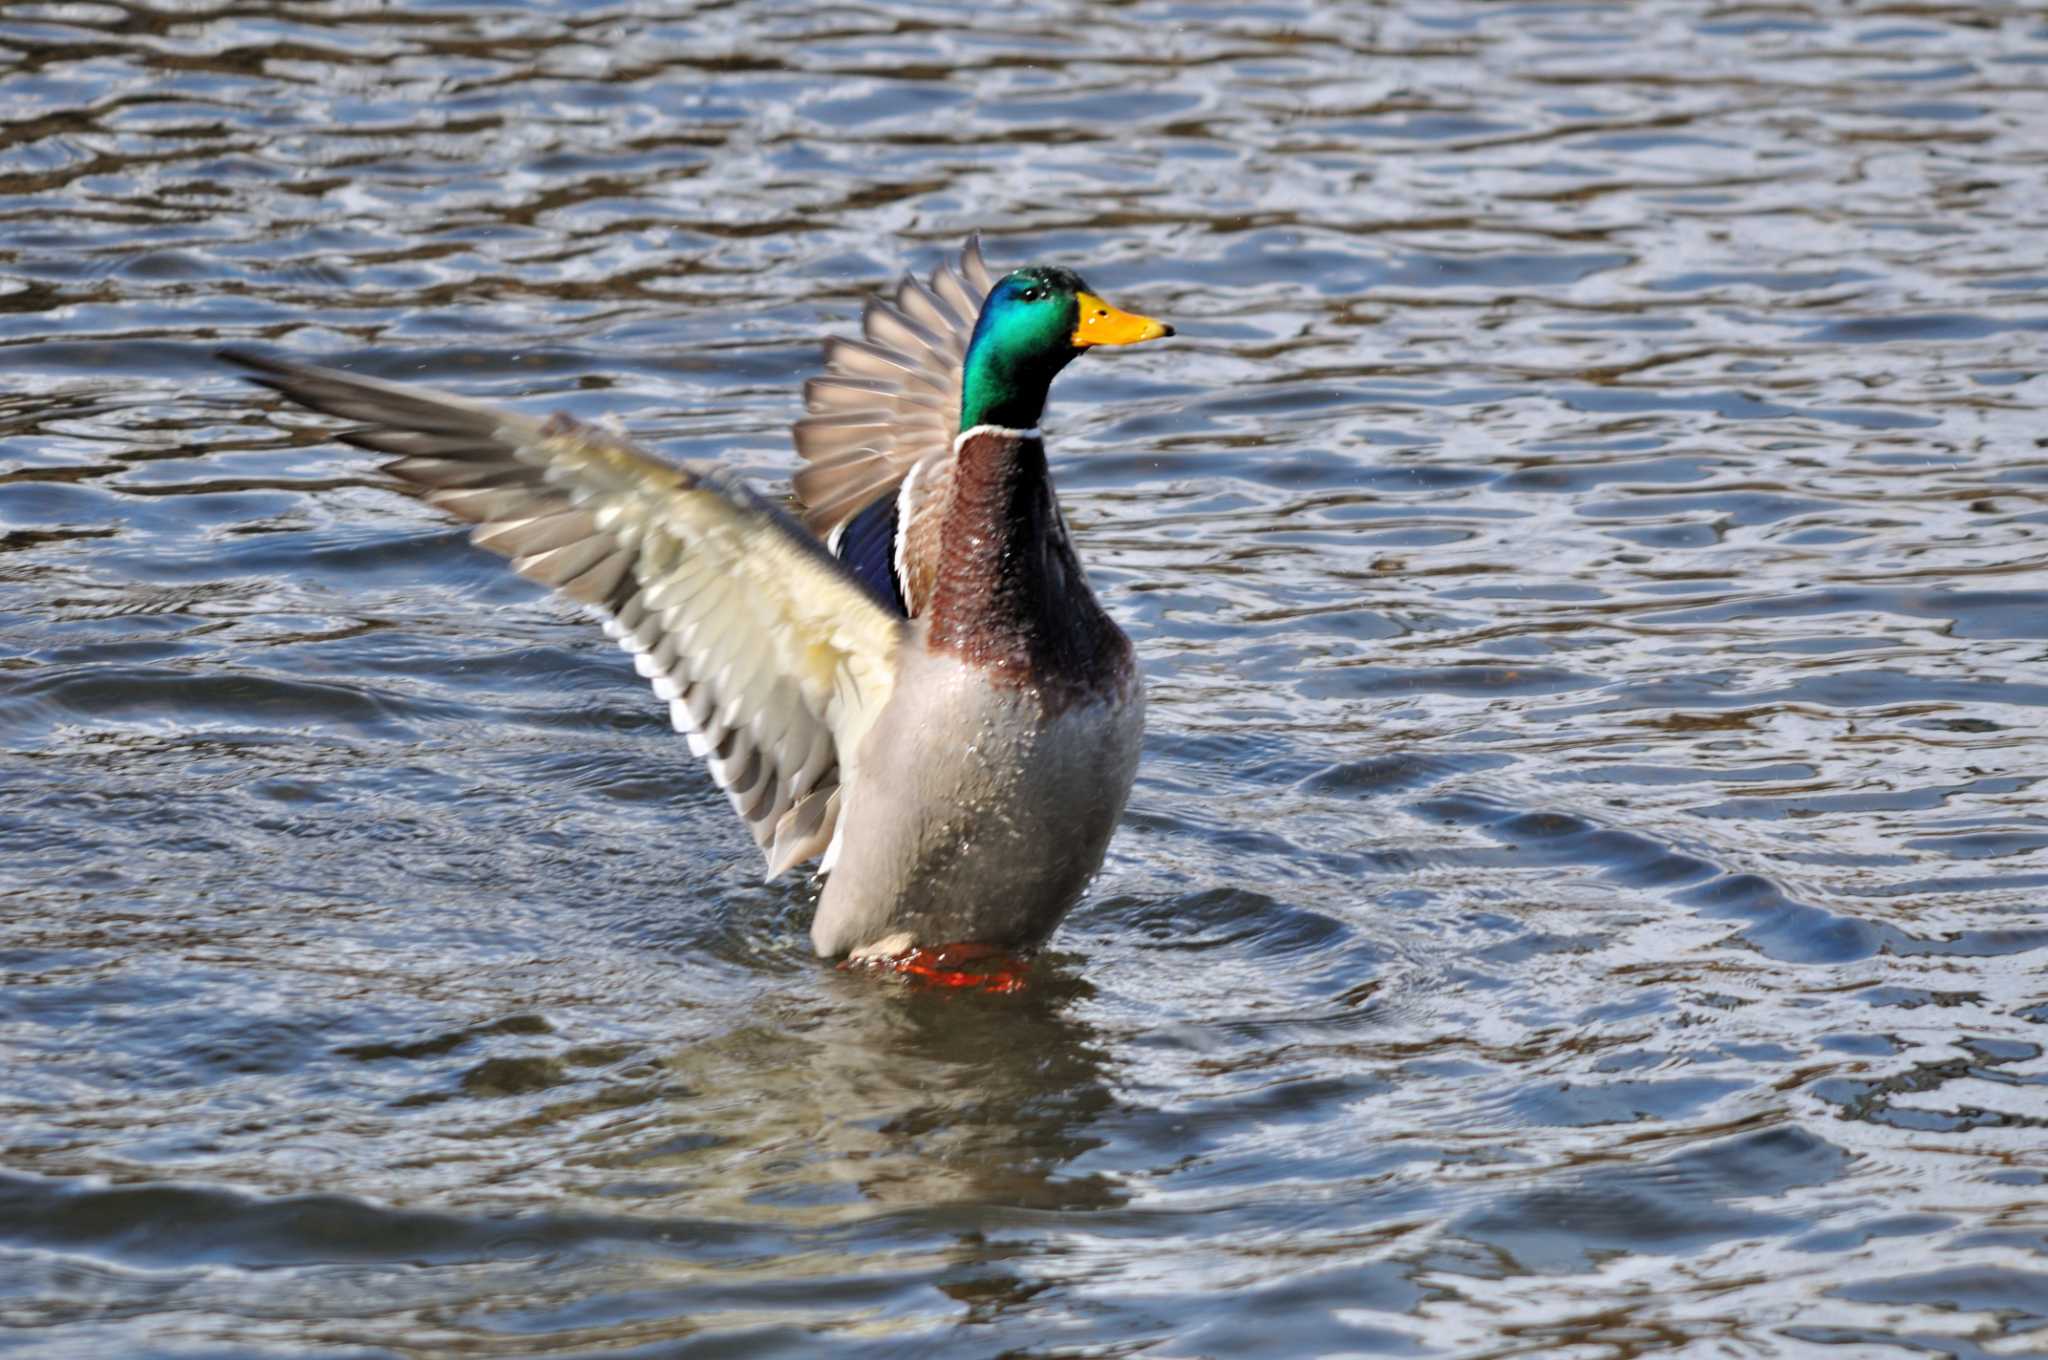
<box><xmin>4</xmin><ymin>2</ymin><xmax>2047</xmax><ymax>1356</ymax></box>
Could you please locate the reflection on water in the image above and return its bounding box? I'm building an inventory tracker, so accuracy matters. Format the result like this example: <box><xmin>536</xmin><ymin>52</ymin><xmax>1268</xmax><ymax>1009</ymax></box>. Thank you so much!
<box><xmin>4</xmin><ymin>0</ymin><xmax>2048</xmax><ymax>1355</ymax></box>
<box><xmin>615</xmin><ymin>973</ymin><xmax>1125</xmax><ymax>1221</ymax></box>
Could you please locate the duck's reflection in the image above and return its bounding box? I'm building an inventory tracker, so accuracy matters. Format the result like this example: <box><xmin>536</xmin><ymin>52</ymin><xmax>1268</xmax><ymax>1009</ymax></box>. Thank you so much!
<box><xmin>611</xmin><ymin>959</ymin><xmax>1123</xmax><ymax>1221</ymax></box>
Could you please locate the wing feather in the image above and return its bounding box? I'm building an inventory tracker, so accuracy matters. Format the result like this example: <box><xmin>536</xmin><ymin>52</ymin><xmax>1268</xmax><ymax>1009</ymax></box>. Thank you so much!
<box><xmin>897</xmin><ymin>275</ymin><xmax>968</xmax><ymax>336</ymax></box>
<box><xmin>222</xmin><ymin>349</ymin><xmax>905</xmax><ymax>879</ymax></box>
<box><xmin>789</xmin><ymin>236</ymin><xmax>993</xmax><ymax>538</ymax></box>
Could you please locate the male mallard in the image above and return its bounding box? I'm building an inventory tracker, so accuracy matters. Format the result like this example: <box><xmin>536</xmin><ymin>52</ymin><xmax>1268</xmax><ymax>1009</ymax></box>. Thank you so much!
<box><xmin>223</xmin><ymin>238</ymin><xmax>1172</xmax><ymax>965</ymax></box>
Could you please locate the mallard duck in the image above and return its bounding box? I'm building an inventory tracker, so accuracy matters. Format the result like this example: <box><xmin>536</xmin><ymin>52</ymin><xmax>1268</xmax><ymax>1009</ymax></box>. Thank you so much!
<box><xmin>223</xmin><ymin>237</ymin><xmax>1172</xmax><ymax>966</ymax></box>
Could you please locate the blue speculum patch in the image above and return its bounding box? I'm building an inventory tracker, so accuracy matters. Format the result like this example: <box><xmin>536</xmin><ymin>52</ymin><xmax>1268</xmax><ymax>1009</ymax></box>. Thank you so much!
<box><xmin>835</xmin><ymin>489</ymin><xmax>908</xmax><ymax>616</ymax></box>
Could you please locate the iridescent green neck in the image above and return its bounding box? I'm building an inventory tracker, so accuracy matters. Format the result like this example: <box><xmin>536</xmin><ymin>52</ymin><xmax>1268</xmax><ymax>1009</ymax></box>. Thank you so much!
<box><xmin>959</xmin><ymin>352</ymin><xmax>1049</xmax><ymax>431</ymax></box>
<box><xmin>958</xmin><ymin>298</ymin><xmax>1077</xmax><ymax>432</ymax></box>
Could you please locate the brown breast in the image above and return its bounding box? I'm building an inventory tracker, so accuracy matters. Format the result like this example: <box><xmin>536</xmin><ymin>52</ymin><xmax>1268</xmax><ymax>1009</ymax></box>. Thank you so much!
<box><xmin>922</xmin><ymin>427</ymin><xmax>1135</xmax><ymax>712</ymax></box>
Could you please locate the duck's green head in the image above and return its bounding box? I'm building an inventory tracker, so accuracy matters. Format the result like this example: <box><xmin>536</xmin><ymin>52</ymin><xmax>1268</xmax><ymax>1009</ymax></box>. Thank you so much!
<box><xmin>959</xmin><ymin>265</ymin><xmax>1173</xmax><ymax>434</ymax></box>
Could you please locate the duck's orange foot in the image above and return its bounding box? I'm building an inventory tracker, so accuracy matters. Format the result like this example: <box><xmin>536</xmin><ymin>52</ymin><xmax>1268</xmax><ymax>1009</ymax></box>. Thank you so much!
<box><xmin>841</xmin><ymin>941</ymin><xmax>1033</xmax><ymax>994</ymax></box>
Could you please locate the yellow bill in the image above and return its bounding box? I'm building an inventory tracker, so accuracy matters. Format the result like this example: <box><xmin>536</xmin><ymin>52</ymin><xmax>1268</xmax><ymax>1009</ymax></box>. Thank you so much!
<box><xmin>1074</xmin><ymin>292</ymin><xmax>1175</xmax><ymax>347</ymax></box>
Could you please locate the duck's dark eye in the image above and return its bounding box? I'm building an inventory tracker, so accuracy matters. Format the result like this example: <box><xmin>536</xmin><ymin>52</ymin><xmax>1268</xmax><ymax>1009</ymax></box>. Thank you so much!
<box><xmin>1020</xmin><ymin>287</ymin><xmax>1042</xmax><ymax>302</ymax></box>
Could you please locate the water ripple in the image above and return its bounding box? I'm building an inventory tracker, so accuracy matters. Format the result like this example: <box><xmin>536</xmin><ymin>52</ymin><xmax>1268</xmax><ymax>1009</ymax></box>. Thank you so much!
<box><xmin>3</xmin><ymin>0</ymin><xmax>2046</xmax><ymax>1356</ymax></box>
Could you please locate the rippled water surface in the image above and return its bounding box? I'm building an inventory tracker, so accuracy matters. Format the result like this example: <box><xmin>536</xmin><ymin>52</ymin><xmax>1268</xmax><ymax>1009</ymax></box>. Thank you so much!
<box><xmin>5</xmin><ymin>1</ymin><xmax>2048</xmax><ymax>1355</ymax></box>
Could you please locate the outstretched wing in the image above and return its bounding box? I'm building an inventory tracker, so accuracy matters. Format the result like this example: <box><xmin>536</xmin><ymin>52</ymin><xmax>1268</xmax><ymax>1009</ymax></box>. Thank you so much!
<box><xmin>791</xmin><ymin>235</ymin><xmax>995</xmax><ymax>540</ymax></box>
<box><xmin>223</xmin><ymin>350</ymin><xmax>905</xmax><ymax>879</ymax></box>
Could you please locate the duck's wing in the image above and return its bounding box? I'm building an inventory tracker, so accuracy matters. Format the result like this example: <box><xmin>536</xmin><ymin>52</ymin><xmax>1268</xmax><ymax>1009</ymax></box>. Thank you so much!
<box><xmin>791</xmin><ymin>235</ymin><xmax>995</xmax><ymax>541</ymax></box>
<box><xmin>223</xmin><ymin>350</ymin><xmax>905</xmax><ymax>879</ymax></box>
<box><xmin>819</xmin><ymin>445</ymin><xmax>957</xmax><ymax>618</ymax></box>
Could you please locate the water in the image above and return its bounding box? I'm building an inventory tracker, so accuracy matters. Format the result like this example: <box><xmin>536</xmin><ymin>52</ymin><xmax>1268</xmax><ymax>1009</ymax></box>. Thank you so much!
<box><xmin>3</xmin><ymin>1</ymin><xmax>2046</xmax><ymax>1355</ymax></box>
